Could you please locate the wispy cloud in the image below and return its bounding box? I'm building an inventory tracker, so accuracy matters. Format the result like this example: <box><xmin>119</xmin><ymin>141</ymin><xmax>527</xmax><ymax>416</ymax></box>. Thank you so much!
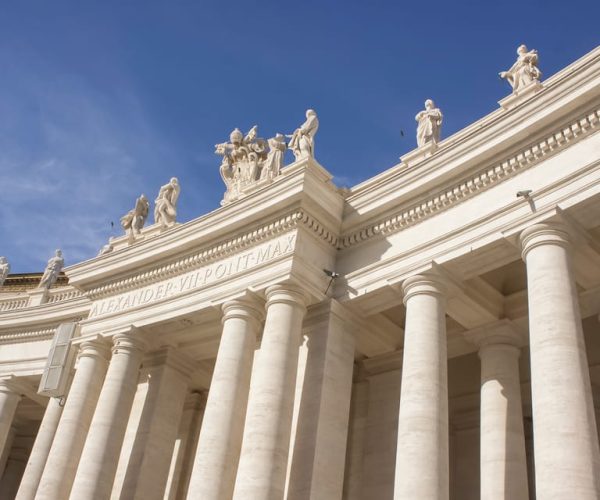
<box><xmin>0</xmin><ymin>52</ymin><xmax>183</xmax><ymax>272</ymax></box>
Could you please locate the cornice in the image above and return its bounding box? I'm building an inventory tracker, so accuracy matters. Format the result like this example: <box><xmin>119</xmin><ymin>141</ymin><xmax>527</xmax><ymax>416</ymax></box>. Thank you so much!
<box><xmin>340</xmin><ymin>106</ymin><xmax>600</xmax><ymax>248</ymax></box>
<box><xmin>85</xmin><ymin>209</ymin><xmax>338</xmax><ymax>300</ymax></box>
<box><xmin>0</xmin><ymin>316</ymin><xmax>83</xmax><ymax>344</ymax></box>
<box><xmin>0</xmin><ymin>326</ymin><xmax>57</xmax><ymax>344</ymax></box>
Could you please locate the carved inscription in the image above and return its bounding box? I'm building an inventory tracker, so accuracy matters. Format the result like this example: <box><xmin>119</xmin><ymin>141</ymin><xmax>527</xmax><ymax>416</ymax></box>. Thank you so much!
<box><xmin>89</xmin><ymin>233</ymin><xmax>296</xmax><ymax>318</ymax></box>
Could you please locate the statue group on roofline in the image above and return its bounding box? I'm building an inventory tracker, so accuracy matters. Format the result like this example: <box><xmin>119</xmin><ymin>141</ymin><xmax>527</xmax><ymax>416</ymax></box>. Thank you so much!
<box><xmin>105</xmin><ymin>177</ymin><xmax>182</xmax><ymax>250</ymax></box>
<box><xmin>216</xmin><ymin>109</ymin><xmax>319</xmax><ymax>204</ymax></box>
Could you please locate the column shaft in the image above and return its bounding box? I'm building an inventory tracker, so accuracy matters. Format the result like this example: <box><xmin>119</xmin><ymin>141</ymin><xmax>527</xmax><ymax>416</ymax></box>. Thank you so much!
<box><xmin>187</xmin><ymin>299</ymin><xmax>263</xmax><ymax>500</ymax></box>
<box><xmin>479</xmin><ymin>338</ymin><xmax>528</xmax><ymax>500</ymax></box>
<box><xmin>0</xmin><ymin>382</ymin><xmax>21</xmax><ymax>459</ymax></box>
<box><xmin>68</xmin><ymin>332</ymin><xmax>145</xmax><ymax>500</ymax></box>
<box><xmin>286</xmin><ymin>306</ymin><xmax>355</xmax><ymax>500</ymax></box>
<box><xmin>521</xmin><ymin>223</ymin><xmax>600</xmax><ymax>499</ymax></box>
<box><xmin>36</xmin><ymin>339</ymin><xmax>109</xmax><ymax>500</ymax></box>
<box><xmin>165</xmin><ymin>392</ymin><xmax>205</xmax><ymax>500</ymax></box>
<box><xmin>120</xmin><ymin>347</ymin><xmax>194</xmax><ymax>500</ymax></box>
<box><xmin>394</xmin><ymin>274</ymin><xmax>448</xmax><ymax>500</ymax></box>
<box><xmin>233</xmin><ymin>284</ymin><xmax>308</xmax><ymax>500</ymax></box>
<box><xmin>15</xmin><ymin>397</ymin><xmax>63</xmax><ymax>500</ymax></box>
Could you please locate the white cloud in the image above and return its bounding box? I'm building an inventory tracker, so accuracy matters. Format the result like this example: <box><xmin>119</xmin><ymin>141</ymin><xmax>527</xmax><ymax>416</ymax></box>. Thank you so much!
<box><xmin>0</xmin><ymin>59</ymin><xmax>184</xmax><ymax>272</ymax></box>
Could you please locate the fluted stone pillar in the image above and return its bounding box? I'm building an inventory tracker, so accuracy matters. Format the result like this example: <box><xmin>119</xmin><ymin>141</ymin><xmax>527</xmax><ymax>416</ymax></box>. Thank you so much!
<box><xmin>521</xmin><ymin>222</ymin><xmax>600</xmax><ymax>499</ymax></box>
<box><xmin>15</xmin><ymin>397</ymin><xmax>63</xmax><ymax>500</ymax></box>
<box><xmin>468</xmin><ymin>322</ymin><xmax>529</xmax><ymax>500</ymax></box>
<box><xmin>233</xmin><ymin>284</ymin><xmax>308</xmax><ymax>500</ymax></box>
<box><xmin>187</xmin><ymin>298</ymin><xmax>263</xmax><ymax>500</ymax></box>
<box><xmin>394</xmin><ymin>274</ymin><xmax>448</xmax><ymax>500</ymax></box>
<box><xmin>69</xmin><ymin>332</ymin><xmax>146</xmax><ymax>500</ymax></box>
<box><xmin>36</xmin><ymin>338</ymin><xmax>110</xmax><ymax>500</ymax></box>
<box><xmin>0</xmin><ymin>381</ymin><xmax>21</xmax><ymax>459</ymax></box>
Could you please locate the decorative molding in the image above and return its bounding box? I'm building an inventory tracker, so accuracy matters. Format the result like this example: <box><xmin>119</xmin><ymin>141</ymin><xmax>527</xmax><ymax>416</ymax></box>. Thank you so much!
<box><xmin>0</xmin><ymin>326</ymin><xmax>57</xmax><ymax>344</ymax></box>
<box><xmin>0</xmin><ymin>296</ymin><xmax>29</xmax><ymax>312</ymax></box>
<box><xmin>86</xmin><ymin>209</ymin><xmax>338</xmax><ymax>300</ymax></box>
<box><xmin>340</xmin><ymin>107</ymin><xmax>600</xmax><ymax>248</ymax></box>
<box><xmin>46</xmin><ymin>288</ymin><xmax>84</xmax><ymax>303</ymax></box>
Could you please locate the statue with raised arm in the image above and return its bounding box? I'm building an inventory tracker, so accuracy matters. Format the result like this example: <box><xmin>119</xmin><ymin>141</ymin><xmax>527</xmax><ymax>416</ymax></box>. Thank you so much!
<box><xmin>288</xmin><ymin>109</ymin><xmax>319</xmax><ymax>160</ymax></box>
<box><xmin>261</xmin><ymin>133</ymin><xmax>287</xmax><ymax>180</ymax></box>
<box><xmin>416</xmin><ymin>99</ymin><xmax>443</xmax><ymax>147</ymax></box>
<box><xmin>120</xmin><ymin>194</ymin><xmax>150</xmax><ymax>239</ymax></box>
<box><xmin>154</xmin><ymin>177</ymin><xmax>180</xmax><ymax>228</ymax></box>
<box><xmin>0</xmin><ymin>257</ymin><xmax>9</xmax><ymax>287</ymax></box>
<box><xmin>38</xmin><ymin>250</ymin><xmax>64</xmax><ymax>289</ymax></box>
<box><xmin>500</xmin><ymin>44</ymin><xmax>542</xmax><ymax>92</ymax></box>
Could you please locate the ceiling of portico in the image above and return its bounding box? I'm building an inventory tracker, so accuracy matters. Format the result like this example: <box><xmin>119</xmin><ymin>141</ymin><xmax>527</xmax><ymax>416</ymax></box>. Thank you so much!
<box><xmin>479</xmin><ymin>260</ymin><xmax>527</xmax><ymax>296</ymax></box>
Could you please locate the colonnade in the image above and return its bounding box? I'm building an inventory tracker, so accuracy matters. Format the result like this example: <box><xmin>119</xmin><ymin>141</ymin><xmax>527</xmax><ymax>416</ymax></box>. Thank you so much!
<box><xmin>0</xmin><ymin>222</ymin><xmax>599</xmax><ymax>499</ymax></box>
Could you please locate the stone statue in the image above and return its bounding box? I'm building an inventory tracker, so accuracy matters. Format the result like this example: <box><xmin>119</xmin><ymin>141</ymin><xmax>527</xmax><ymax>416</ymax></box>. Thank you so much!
<box><xmin>261</xmin><ymin>134</ymin><xmax>287</xmax><ymax>181</ymax></box>
<box><xmin>500</xmin><ymin>44</ymin><xmax>542</xmax><ymax>92</ymax></box>
<box><xmin>216</xmin><ymin>126</ymin><xmax>270</xmax><ymax>204</ymax></box>
<box><xmin>154</xmin><ymin>177</ymin><xmax>180</xmax><ymax>228</ymax></box>
<box><xmin>38</xmin><ymin>250</ymin><xmax>64</xmax><ymax>289</ymax></box>
<box><xmin>288</xmin><ymin>109</ymin><xmax>319</xmax><ymax>160</ymax></box>
<box><xmin>121</xmin><ymin>194</ymin><xmax>150</xmax><ymax>239</ymax></box>
<box><xmin>416</xmin><ymin>99</ymin><xmax>443</xmax><ymax>147</ymax></box>
<box><xmin>0</xmin><ymin>257</ymin><xmax>10</xmax><ymax>287</ymax></box>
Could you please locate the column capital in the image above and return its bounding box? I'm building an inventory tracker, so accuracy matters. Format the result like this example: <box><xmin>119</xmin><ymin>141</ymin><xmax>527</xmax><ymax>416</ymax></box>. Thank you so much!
<box><xmin>77</xmin><ymin>338</ymin><xmax>111</xmax><ymax>362</ymax></box>
<box><xmin>112</xmin><ymin>331</ymin><xmax>147</xmax><ymax>356</ymax></box>
<box><xmin>520</xmin><ymin>222</ymin><xmax>572</xmax><ymax>260</ymax></box>
<box><xmin>463</xmin><ymin>320</ymin><xmax>525</xmax><ymax>357</ymax></box>
<box><xmin>401</xmin><ymin>272</ymin><xmax>447</xmax><ymax>305</ymax></box>
<box><xmin>265</xmin><ymin>283</ymin><xmax>309</xmax><ymax>312</ymax></box>
<box><xmin>222</xmin><ymin>297</ymin><xmax>265</xmax><ymax>326</ymax></box>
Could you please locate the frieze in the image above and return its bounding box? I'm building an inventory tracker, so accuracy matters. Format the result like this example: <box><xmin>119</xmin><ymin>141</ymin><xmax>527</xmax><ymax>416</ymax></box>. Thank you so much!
<box><xmin>89</xmin><ymin>233</ymin><xmax>296</xmax><ymax>318</ymax></box>
<box><xmin>341</xmin><ymin>107</ymin><xmax>600</xmax><ymax>248</ymax></box>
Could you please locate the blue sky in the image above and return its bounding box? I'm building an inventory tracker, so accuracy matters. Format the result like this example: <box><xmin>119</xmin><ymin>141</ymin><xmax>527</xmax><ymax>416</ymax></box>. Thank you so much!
<box><xmin>0</xmin><ymin>1</ymin><xmax>598</xmax><ymax>273</ymax></box>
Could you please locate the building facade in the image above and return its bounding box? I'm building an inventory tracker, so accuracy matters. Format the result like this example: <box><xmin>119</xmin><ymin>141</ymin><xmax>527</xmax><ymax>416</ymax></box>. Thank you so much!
<box><xmin>1</xmin><ymin>46</ymin><xmax>600</xmax><ymax>500</ymax></box>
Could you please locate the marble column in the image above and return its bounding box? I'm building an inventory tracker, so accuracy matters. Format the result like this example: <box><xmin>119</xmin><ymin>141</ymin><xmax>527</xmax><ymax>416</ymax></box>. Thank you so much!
<box><xmin>286</xmin><ymin>302</ymin><xmax>356</xmax><ymax>500</ymax></box>
<box><xmin>15</xmin><ymin>397</ymin><xmax>63</xmax><ymax>500</ymax></box>
<box><xmin>119</xmin><ymin>347</ymin><xmax>195</xmax><ymax>500</ymax></box>
<box><xmin>468</xmin><ymin>322</ymin><xmax>529</xmax><ymax>500</ymax></box>
<box><xmin>69</xmin><ymin>332</ymin><xmax>146</xmax><ymax>500</ymax></box>
<box><xmin>0</xmin><ymin>381</ymin><xmax>21</xmax><ymax>459</ymax></box>
<box><xmin>521</xmin><ymin>222</ymin><xmax>600</xmax><ymax>499</ymax></box>
<box><xmin>233</xmin><ymin>284</ymin><xmax>308</xmax><ymax>500</ymax></box>
<box><xmin>36</xmin><ymin>338</ymin><xmax>110</xmax><ymax>500</ymax></box>
<box><xmin>165</xmin><ymin>392</ymin><xmax>206</xmax><ymax>500</ymax></box>
<box><xmin>0</xmin><ymin>434</ymin><xmax>33</xmax><ymax>499</ymax></box>
<box><xmin>187</xmin><ymin>297</ymin><xmax>264</xmax><ymax>500</ymax></box>
<box><xmin>394</xmin><ymin>273</ymin><xmax>448</xmax><ymax>500</ymax></box>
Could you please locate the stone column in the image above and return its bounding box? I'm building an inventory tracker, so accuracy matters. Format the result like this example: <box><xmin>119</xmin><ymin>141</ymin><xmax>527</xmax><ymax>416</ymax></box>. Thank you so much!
<box><xmin>119</xmin><ymin>347</ymin><xmax>195</xmax><ymax>500</ymax></box>
<box><xmin>467</xmin><ymin>321</ymin><xmax>529</xmax><ymax>500</ymax></box>
<box><xmin>15</xmin><ymin>397</ymin><xmax>64</xmax><ymax>500</ymax></box>
<box><xmin>0</xmin><ymin>434</ymin><xmax>33</xmax><ymax>499</ymax></box>
<box><xmin>36</xmin><ymin>338</ymin><xmax>110</xmax><ymax>500</ymax></box>
<box><xmin>394</xmin><ymin>273</ymin><xmax>448</xmax><ymax>500</ymax></box>
<box><xmin>521</xmin><ymin>222</ymin><xmax>600</xmax><ymax>499</ymax></box>
<box><xmin>69</xmin><ymin>332</ymin><xmax>146</xmax><ymax>500</ymax></box>
<box><xmin>233</xmin><ymin>284</ymin><xmax>308</xmax><ymax>500</ymax></box>
<box><xmin>0</xmin><ymin>380</ymin><xmax>21</xmax><ymax>459</ymax></box>
<box><xmin>186</xmin><ymin>297</ymin><xmax>263</xmax><ymax>500</ymax></box>
<box><xmin>286</xmin><ymin>301</ymin><xmax>356</xmax><ymax>500</ymax></box>
<box><xmin>165</xmin><ymin>392</ymin><xmax>206</xmax><ymax>500</ymax></box>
